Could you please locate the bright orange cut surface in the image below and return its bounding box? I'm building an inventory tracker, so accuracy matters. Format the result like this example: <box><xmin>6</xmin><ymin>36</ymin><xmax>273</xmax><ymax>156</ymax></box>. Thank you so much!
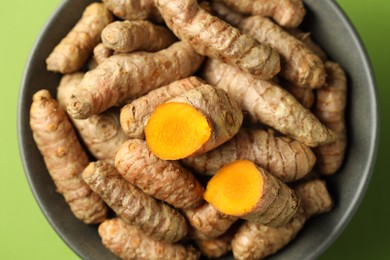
<box><xmin>204</xmin><ymin>160</ymin><xmax>263</xmax><ymax>215</ymax></box>
<box><xmin>145</xmin><ymin>102</ymin><xmax>212</xmax><ymax>160</ymax></box>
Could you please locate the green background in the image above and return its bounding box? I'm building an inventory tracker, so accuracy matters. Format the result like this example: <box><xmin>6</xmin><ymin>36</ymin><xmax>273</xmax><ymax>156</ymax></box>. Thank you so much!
<box><xmin>1</xmin><ymin>0</ymin><xmax>389</xmax><ymax>259</ymax></box>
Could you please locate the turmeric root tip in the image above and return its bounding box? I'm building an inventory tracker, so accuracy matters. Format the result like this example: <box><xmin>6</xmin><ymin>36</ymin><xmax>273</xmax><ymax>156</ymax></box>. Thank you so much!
<box><xmin>145</xmin><ymin>102</ymin><xmax>212</xmax><ymax>160</ymax></box>
<box><xmin>204</xmin><ymin>160</ymin><xmax>299</xmax><ymax>226</ymax></box>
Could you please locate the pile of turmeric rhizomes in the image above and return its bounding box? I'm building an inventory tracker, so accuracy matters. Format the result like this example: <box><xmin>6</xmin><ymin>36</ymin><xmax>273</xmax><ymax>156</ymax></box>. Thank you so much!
<box><xmin>29</xmin><ymin>0</ymin><xmax>347</xmax><ymax>259</ymax></box>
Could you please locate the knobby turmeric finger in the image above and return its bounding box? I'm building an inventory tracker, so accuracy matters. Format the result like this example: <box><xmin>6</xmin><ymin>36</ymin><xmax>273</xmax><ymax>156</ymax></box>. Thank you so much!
<box><xmin>184</xmin><ymin>202</ymin><xmax>238</xmax><ymax>239</ymax></box>
<box><xmin>219</xmin><ymin>0</ymin><xmax>306</xmax><ymax>28</ymax></box>
<box><xmin>203</xmin><ymin>59</ymin><xmax>336</xmax><ymax>147</ymax></box>
<box><xmin>183</xmin><ymin>128</ymin><xmax>316</xmax><ymax>182</ymax></box>
<box><xmin>102</xmin><ymin>20</ymin><xmax>177</xmax><ymax>53</ymax></box>
<box><xmin>102</xmin><ymin>0</ymin><xmax>163</xmax><ymax>23</ymax></box>
<box><xmin>46</xmin><ymin>3</ymin><xmax>113</xmax><ymax>73</ymax></box>
<box><xmin>115</xmin><ymin>139</ymin><xmax>204</xmax><ymax>209</ymax></box>
<box><xmin>232</xmin><ymin>179</ymin><xmax>333</xmax><ymax>259</ymax></box>
<box><xmin>99</xmin><ymin>218</ymin><xmax>200</xmax><ymax>260</ymax></box>
<box><xmin>155</xmin><ymin>0</ymin><xmax>280</xmax><ymax>79</ymax></box>
<box><xmin>212</xmin><ymin>3</ymin><xmax>325</xmax><ymax>88</ymax></box>
<box><xmin>314</xmin><ymin>61</ymin><xmax>348</xmax><ymax>175</ymax></box>
<box><xmin>281</xmin><ymin>79</ymin><xmax>315</xmax><ymax>109</ymax></box>
<box><xmin>195</xmin><ymin>230</ymin><xmax>234</xmax><ymax>258</ymax></box>
<box><xmin>120</xmin><ymin>76</ymin><xmax>204</xmax><ymax>139</ymax></box>
<box><xmin>57</xmin><ymin>73</ymin><xmax>128</xmax><ymax>160</ymax></box>
<box><xmin>204</xmin><ymin>160</ymin><xmax>300</xmax><ymax>226</ymax></box>
<box><xmin>92</xmin><ymin>43</ymin><xmax>114</xmax><ymax>65</ymax></box>
<box><xmin>67</xmin><ymin>41</ymin><xmax>204</xmax><ymax>119</ymax></box>
<box><xmin>82</xmin><ymin>160</ymin><xmax>187</xmax><ymax>242</ymax></box>
<box><xmin>145</xmin><ymin>84</ymin><xmax>243</xmax><ymax>160</ymax></box>
<box><xmin>30</xmin><ymin>90</ymin><xmax>108</xmax><ymax>224</ymax></box>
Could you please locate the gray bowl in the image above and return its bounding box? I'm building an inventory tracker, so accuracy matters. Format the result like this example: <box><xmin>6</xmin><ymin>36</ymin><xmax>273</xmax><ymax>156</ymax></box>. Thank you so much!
<box><xmin>18</xmin><ymin>0</ymin><xmax>379</xmax><ymax>259</ymax></box>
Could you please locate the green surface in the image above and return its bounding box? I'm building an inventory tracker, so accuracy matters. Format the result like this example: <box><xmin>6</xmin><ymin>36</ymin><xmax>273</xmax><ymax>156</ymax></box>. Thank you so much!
<box><xmin>1</xmin><ymin>0</ymin><xmax>388</xmax><ymax>259</ymax></box>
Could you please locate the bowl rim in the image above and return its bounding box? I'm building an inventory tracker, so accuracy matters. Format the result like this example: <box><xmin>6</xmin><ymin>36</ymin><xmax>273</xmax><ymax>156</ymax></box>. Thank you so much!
<box><xmin>17</xmin><ymin>0</ymin><xmax>380</xmax><ymax>259</ymax></box>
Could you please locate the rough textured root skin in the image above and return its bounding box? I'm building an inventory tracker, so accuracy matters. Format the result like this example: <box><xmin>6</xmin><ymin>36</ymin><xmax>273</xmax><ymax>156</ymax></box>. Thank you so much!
<box><xmin>232</xmin><ymin>211</ymin><xmax>306</xmax><ymax>260</ymax></box>
<box><xmin>314</xmin><ymin>62</ymin><xmax>348</xmax><ymax>175</ymax></box>
<box><xmin>30</xmin><ymin>90</ymin><xmax>108</xmax><ymax>224</ymax></box>
<box><xmin>184</xmin><ymin>203</ymin><xmax>238</xmax><ymax>239</ymax></box>
<box><xmin>82</xmin><ymin>160</ymin><xmax>187</xmax><ymax>242</ymax></box>
<box><xmin>183</xmin><ymin>128</ymin><xmax>316</xmax><ymax>182</ymax></box>
<box><xmin>120</xmin><ymin>76</ymin><xmax>204</xmax><ymax>139</ymax></box>
<box><xmin>67</xmin><ymin>41</ymin><xmax>204</xmax><ymax>119</ymax></box>
<box><xmin>102</xmin><ymin>0</ymin><xmax>163</xmax><ymax>23</ymax></box>
<box><xmin>232</xmin><ymin>179</ymin><xmax>333</xmax><ymax>259</ymax></box>
<box><xmin>46</xmin><ymin>3</ymin><xmax>113</xmax><ymax>73</ymax></box>
<box><xmin>57</xmin><ymin>73</ymin><xmax>129</xmax><ymax>160</ymax></box>
<box><xmin>220</xmin><ymin>0</ymin><xmax>306</xmax><ymax>28</ymax></box>
<box><xmin>102</xmin><ymin>20</ymin><xmax>177</xmax><ymax>53</ymax></box>
<box><xmin>155</xmin><ymin>0</ymin><xmax>280</xmax><ymax>80</ymax></box>
<box><xmin>195</xmin><ymin>230</ymin><xmax>233</xmax><ymax>258</ymax></box>
<box><xmin>93</xmin><ymin>43</ymin><xmax>114</xmax><ymax>64</ymax></box>
<box><xmin>287</xmin><ymin>28</ymin><xmax>327</xmax><ymax>61</ymax></box>
<box><xmin>240</xmin><ymin>16</ymin><xmax>326</xmax><ymax>88</ymax></box>
<box><xmin>99</xmin><ymin>218</ymin><xmax>200</xmax><ymax>260</ymax></box>
<box><xmin>115</xmin><ymin>139</ymin><xmax>204</xmax><ymax>209</ymax></box>
<box><xmin>165</xmin><ymin>84</ymin><xmax>244</xmax><ymax>157</ymax></box>
<box><xmin>281</xmin><ymin>79</ymin><xmax>315</xmax><ymax>109</ymax></box>
<box><xmin>202</xmin><ymin>59</ymin><xmax>336</xmax><ymax>147</ymax></box>
<box><xmin>294</xmin><ymin>179</ymin><xmax>333</xmax><ymax>217</ymax></box>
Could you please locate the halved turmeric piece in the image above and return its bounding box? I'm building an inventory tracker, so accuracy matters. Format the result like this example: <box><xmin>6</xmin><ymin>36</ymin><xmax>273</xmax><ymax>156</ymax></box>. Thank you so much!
<box><xmin>204</xmin><ymin>160</ymin><xmax>299</xmax><ymax>226</ymax></box>
<box><xmin>145</xmin><ymin>85</ymin><xmax>243</xmax><ymax>160</ymax></box>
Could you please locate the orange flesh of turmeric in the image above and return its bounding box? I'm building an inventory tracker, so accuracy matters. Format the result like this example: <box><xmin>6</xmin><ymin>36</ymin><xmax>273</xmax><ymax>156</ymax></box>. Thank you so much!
<box><xmin>145</xmin><ymin>102</ymin><xmax>212</xmax><ymax>160</ymax></box>
<box><xmin>204</xmin><ymin>160</ymin><xmax>263</xmax><ymax>216</ymax></box>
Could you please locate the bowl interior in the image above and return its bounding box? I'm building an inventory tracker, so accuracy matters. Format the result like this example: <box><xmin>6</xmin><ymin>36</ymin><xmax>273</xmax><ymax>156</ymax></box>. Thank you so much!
<box><xmin>18</xmin><ymin>0</ymin><xmax>379</xmax><ymax>259</ymax></box>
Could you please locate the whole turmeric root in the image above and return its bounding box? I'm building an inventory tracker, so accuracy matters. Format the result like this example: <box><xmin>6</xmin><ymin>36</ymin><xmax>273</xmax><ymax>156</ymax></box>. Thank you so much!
<box><xmin>82</xmin><ymin>160</ymin><xmax>188</xmax><ymax>242</ymax></box>
<box><xmin>102</xmin><ymin>20</ymin><xmax>177</xmax><ymax>53</ymax></box>
<box><xmin>120</xmin><ymin>76</ymin><xmax>204</xmax><ymax>139</ymax></box>
<box><xmin>46</xmin><ymin>3</ymin><xmax>113</xmax><ymax>73</ymax></box>
<box><xmin>184</xmin><ymin>202</ymin><xmax>238</xmax><ymax>239</ymax></box>
<box><xmin>155</xmin><ymin>0</ymin><xmax>280</xmax><ymax>79</ymax></box>
<box><xmin>30</xmin><ymin>90</ymin><xmax>107</xmax><ymax>224</ymax></box>
<box><xmin>145</xmin><ymin>84</ymin><xmax>243</xmax><ymax>160</ymax></box>
<box><xmin>57</xmin><ymin>73</ymin><xmax>129</xmax><ymax>160</ymax></box>
<box><xmin>287</xmin><ymin>28</ymin><xmax>327</xmax><ymax>61</ymax></box>
<box><xmin>219</xmin><ymin>0</ymin><xmax>306</xmax><ymax>28</ymax></box>
<box><xmin>92</xmin><ymin>43</ymin><xmax>114</xmax><ymax>65</ymax></box>
<box><xmin>232</xmin><ymin>179</ymin><xmax>333</xmax><ymax>259</ymax></box>
<box><xmin>281</xmin><ymin>79</ymin><xmax>315</xmax><ymax>109</ymax></box>
<box><xmin>102</xmin><ymin>0</ymin><xmax>163</xmax><ymax>23</ymax></box>
<box><xmin>204</xmin><ymin>160</ymin><xmax>300</xmax><ymax>226</ymax></box>
<box><xmin>314</xmin><ymin>61</ymin><xmax>348</xmax><ymax>174</ymax></box>
<box><xmin>212</xmin><ymin>3</ymin><xmax>325</xmax><ymax>88</ymax></box>
<box><xmin>203</xmin><ymin>59</ymin><xmax>336</xmax><ymax>147</ymax></box>
<box><xmin>195</xmin><ymin>230</ymin><xmax>234</xmax><ymax>258</ymax></box>
<box><xmin>115</xmin><ymin>139</ymin><xmax>204</xmax><ymax>209</ymax></box>
<box><xmin>67</xmin><ymin>41</ymin><xmax>204</xmax><ymax>119</ymax></box>
<box><xmin>99</xmin><ymin>218</ymin><xmax>200</xmax><ymax>260</ymax></box>
<box><xmin>183</xmin><ymin>128</ymin><xmax>316</xmax><ymax>182</ymax></box>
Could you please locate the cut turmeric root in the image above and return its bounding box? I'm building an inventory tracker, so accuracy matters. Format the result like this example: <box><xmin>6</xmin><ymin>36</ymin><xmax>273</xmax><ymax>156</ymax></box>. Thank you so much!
<box><xmin>145</xmin><ymin>84</ymin><xmax>243</xmax><ymax>160</ymax></box>
<box><xmin>232</xmin><ymin>179</ymin><xmax>333</xmax><ymax>259</ymax></box>
<box><xmin>204</xmin><ymin>160</ymin><xmax>299</xmax><ymax>226</ymax></box>
<box><xmin>120</xmin><ymin>76</ymin><xmax>204</xmax><ymax>139</ymax></box>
